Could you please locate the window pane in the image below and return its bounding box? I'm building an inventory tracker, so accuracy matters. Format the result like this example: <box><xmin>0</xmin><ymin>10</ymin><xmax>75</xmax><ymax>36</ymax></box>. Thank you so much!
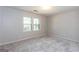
<box><xmin>23</xmin><ymin>17</ymin><xmax>31</xmax><ymax>24</ymax></box>
<box><xmin>33</xmin><ymin>25</ymin><xmax>39</xmax><ymax>31</ymax></box>
<box><xmin>23</xmin><ymin>25</ymin><xmax>31</xmax><ymax>31</ymax></box>
<box><xmin>33</xmin><ymin>18</ymin><xmax>39</xmax><ymax>24</ymax></box>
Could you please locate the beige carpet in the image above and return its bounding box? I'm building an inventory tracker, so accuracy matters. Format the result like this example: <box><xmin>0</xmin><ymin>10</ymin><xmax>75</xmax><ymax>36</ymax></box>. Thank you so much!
<box><xmin>1</xmin><ymin>36</ymin><xmax>79</xmax><ymax>52</ymax></box>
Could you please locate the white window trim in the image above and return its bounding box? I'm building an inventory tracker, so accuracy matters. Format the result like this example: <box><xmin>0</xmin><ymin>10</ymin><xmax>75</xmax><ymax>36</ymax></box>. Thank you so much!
<box><xmin>23</xmin><ymin>17</ymin><xmax>40</xmax><ymax>32</ymax></box>
<box><xmin>23</xmin><ymin>16</ymin><xmax>32</xmax><ymax>32</ymax></box>
<box><xmin>32</xmin><ymin>17</ymin><xmax>40</xmax><ymax>31</ymax></box>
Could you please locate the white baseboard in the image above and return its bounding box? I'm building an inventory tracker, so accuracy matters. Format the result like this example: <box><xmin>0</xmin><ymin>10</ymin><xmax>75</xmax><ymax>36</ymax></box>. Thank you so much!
<box><xmin>49</xmin><ymin>33</ymin><xmax>79</xmax><ymax>43</ymax></box>
<box><xmin>0</xmin><ymin>33</ymin><xmax>46</xmax><ymax>46</ymax></box>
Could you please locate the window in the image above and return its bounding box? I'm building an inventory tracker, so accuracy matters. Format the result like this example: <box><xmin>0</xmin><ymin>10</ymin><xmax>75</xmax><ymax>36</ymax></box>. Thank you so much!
<box><xmin>23</xmin><ymin>17</ymin><xmax>40</xmax><ymax>32</ymax></box>
<box><xmin>23</xmin><ymin>17</ymin><xmax>32</xmax><ymax>32</ymax></box>
<box><xmin>33</xmin><ymin>18</ymin><xmax>40</xmax><ymax>31</ymax></box>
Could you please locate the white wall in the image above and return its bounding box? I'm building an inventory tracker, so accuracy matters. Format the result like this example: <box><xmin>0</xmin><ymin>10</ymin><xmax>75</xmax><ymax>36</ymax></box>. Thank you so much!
<box><xmin>0</xmin><ymin>7</ymin><xmax>4</xmax><ymax>44</ymax></box>
<box><xmin>1</xmin><ymin>6</ymin><xmax>79</xmax><ymax>45</ymax></box>
<box><xmin>0</xmin><ymin>7</ymin><xmax>47</xmax><ymax>45</ymax></box>
<box><xmin>48</xmin><ymin>9</ymin><xmax>79</xmax><ymax>42</ymax></box>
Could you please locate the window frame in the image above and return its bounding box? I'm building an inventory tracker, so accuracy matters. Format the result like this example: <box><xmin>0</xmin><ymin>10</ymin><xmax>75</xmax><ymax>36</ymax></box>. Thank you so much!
<box><xmin>32</xmin><ymin>17</ymin><xmax>40</xmax><ymax>31</ymax></box>
<box><xmin>23</xmin><ymin>16</ymin><xmax>32</xmax><ymax>32</ymax></box>
<box><xmin>23</xmin><ymin>17</ymin><xmax>40</xmax><ymax>32</ymax></box>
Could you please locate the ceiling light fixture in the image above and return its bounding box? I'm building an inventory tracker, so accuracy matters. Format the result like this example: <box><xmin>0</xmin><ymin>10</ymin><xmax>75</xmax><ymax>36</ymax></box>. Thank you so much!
<box><xmin>33</xmin><ymin>10</ymin><xmax>38</xmax><ymax>12</ymax></box>
<box><xmin>33</xmin><ymin>10</ymin><xmax>38</xmax><ymax>14</ymax></box>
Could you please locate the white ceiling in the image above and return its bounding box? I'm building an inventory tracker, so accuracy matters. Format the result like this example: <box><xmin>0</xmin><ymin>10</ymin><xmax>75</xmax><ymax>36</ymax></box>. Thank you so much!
<box><xmin>11</xmin><ymin>6</ymin><xmax>79</xmax><ymax>16</ymax></box>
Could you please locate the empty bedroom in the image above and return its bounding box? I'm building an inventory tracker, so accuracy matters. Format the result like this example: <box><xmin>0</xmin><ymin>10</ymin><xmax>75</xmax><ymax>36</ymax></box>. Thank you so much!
<box><xmin>0</xmin><ymin>6</ymin><xmax>79</xmax><ymax>52</ymax></box>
